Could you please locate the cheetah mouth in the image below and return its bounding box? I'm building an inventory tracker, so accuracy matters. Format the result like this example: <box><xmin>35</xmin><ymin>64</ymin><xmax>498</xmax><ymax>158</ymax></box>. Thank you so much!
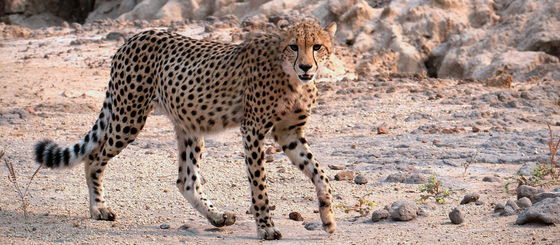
<box><xmin>298</xmin><ymin>74</ymin><xmax>314</xmax><ymax>81</ymax></box>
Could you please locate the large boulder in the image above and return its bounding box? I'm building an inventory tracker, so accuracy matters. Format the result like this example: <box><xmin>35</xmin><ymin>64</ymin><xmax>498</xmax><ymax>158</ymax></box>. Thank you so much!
<box><xmin>516</xmin><ymin>197</ymin><xmax>560</xmax><ymax>225</ymax></box>
<box><xmin>1</xmin><ymin>0</ymin><xmax>94</xmax><ymax>28</ymax></box>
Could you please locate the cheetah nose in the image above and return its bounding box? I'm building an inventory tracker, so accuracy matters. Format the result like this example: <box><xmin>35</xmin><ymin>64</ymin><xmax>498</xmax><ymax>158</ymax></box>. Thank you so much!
<box><xmin>299</xmin><ymin>64</ymin><xmax>312</xmax><ymax>72</ymax></box>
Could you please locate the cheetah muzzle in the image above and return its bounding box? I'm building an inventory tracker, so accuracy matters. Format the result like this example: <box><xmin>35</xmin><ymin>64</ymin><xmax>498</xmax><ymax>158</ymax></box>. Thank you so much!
<box><xmin>34</xmin><ymin>18</ymin><xmax>337</xmax><ymax>240</ymax></box>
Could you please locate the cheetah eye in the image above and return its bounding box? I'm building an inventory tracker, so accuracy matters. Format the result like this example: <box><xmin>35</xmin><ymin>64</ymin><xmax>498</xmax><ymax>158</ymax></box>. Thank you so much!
<box><xmin>289</xmin><ymin>45</ymin><xmax>298</xmax><ymax>51</ymax></box>
<box><xmin>313</xmin><ymin>44</ymin><xmax>322</xmax><ymax>51</ymax></box>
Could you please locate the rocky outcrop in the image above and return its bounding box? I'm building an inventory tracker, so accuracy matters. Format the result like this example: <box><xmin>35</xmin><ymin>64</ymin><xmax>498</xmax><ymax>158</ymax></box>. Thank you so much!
<box><xmin>1</xmin><ymin>0</ymin><xmax>94</xmax><ymax>28</ymax></box>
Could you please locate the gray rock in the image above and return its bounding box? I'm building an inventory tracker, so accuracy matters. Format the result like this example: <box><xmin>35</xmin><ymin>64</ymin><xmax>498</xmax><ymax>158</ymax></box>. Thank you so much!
<box><xmin>354</xmin><ymin>174</ymin><xmax>368</xmax><ymax>185</ymax></box>
<box><xmin>551</xmin><ymin>186</ymin><xmax>560</xmax><ymax>192</ymax></box>
<box><xmin>506</xmin><ymin>200</ymin><xmax>520</xmax><ymax>211</ymax></box>
<box><xmin>449</xmin><ymin>208</ymin><xmax>464</xmax><ymax>224</ymax></box>
<box><xmin>516</xmin><ymin>197</ymin><xmax>532</xmax><ymax>209</ymax></box>
<box><xmin>385</xmin><ymin>172</ymin><xmax>427</xmax><ymax>184</ymax></box>
<box><xmin>404</xmin><ymin>173</ymin><xmax>427</xmax><ymax>184</ymax></box>
<box><xmin>493</xmin><ymin>203</ymin><xmax>505</xmax><ymax>213</ymax></box>
<box><xmin>328</xmin><ymin>165</ymin><xmax>345</xmax><ymax>170</ymax></box>
<box><xmin>160</xmin><ymin>223</ymin><xmax>170</xmax><ymax>229</ymax></box>
<box><xmin>304</xmin><ymin>222</ymin><xmax>321</xmax><ymax>230</ymax></box>
<box><xmin>501</xmin><ymin>205</ymin><xmax>518</xmax><ymax>216</ymax></box>
<box><xmin>389</xmin><ymin>201</ymin><xmax>418</xmax><ymax>221</ymax></box>
<box><xmin>417</xmin><ymin>206</ymin><xmax>429</xmax><ymax>217</ymax></box>
<box><xmin>532</xmin><ymin>192</ymin><xmax>560</xmax><ymax>204</ymax></box>
<box><xmin>460</xmin><ymin>193</ymin><xmax>480</xmax><ymax>205</ymax></box>
<box><xmin>371</xmin><ymin>209</ymin><xmax>389</xmax><ymax>222</ymax></box>
<box><xmin>517</xmin><ymin>162</ymin><xmax>537</xmax><ymax>176</ymax></box>
<box><xmin>516</xmin><ymin>185</ymin><xmax>544</xmax><ymax>201</ymax></box>
<box><xmin>385</xmin><ymin>173</ymin><xmax>406</xmax><ymax>183</ymax></box>
<box><xmin>516</xmin><ymin>197</ymin><xmax>560</xmax><ymax>225</ymax></box>
<box><xmin>106</xmin><ymin>31</ymin><xmax>127</xmax><ymax>41</ymax></box>
<box><xmin>482</xmin><ymin>176</ymin><xmax>501</xmax><ymax>182</ymax></box>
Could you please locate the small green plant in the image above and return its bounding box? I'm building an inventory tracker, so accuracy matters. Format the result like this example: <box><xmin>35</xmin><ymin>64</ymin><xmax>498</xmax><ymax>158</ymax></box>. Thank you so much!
<box><xmin>335</xmin><ymin>193</ymin><xmax>378</xmax><ymax>217</ymax></box>
<box><xmin>2</xmin><ymin>150</ymin><xmax>42</xmax><ymax>219</ymax></box>
<box><xmin>418</xmin><ymin>176</ymin><xmax>452</xmax><ymax>204</ymax></box>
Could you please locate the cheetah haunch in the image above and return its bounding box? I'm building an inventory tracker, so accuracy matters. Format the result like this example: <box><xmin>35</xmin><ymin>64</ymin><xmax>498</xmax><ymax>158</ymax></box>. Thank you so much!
<box><xmin>34</xmin><ymin>19</ymin><xmax>337</xmax><ymax>240</ymax></box>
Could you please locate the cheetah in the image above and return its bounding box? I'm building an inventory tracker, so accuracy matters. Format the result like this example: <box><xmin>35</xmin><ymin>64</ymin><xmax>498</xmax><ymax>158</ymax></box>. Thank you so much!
<box><xmin>34</xmin><ymin>19</ymin><xmax>337</xmax><ymax>240</ymax></box>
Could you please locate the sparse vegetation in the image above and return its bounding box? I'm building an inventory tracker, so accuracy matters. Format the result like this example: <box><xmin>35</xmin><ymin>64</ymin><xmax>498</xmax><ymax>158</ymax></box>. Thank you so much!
<box><xmin>335</xmin><ymin>193</ymin><xmax>378</xmax><ymax>217</ymax></box>
<box><xmin>418</xmin><ymin>176</ymin><xmax>452</xmax><ymax>204</ymax></box>
<box><xmin>505</xmin><ymin>124</ymin><xmax>560</xmax><ymax>192</ymax></box>
<box><xmin>462</xmin><ymin>150</ymin><xmax>479</xmax><ymax>176</ymax></box>
<box><xmin>2</xmin><ymin>150</ymin><xmax>42</xmax><ymax>219</ymax></box>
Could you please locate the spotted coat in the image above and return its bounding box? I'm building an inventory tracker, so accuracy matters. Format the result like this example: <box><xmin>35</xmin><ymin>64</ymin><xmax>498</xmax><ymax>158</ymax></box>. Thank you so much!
<box><xmin>34</xmin><ymin>20</ymin><xmax>337</xmax><ymax>240</ymax></box>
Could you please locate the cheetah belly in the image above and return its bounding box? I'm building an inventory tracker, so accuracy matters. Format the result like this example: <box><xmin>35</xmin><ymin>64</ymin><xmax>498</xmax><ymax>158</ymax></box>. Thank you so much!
<box><xmin>155</xmin><ymin>92</ymin><xmax>245</xmax><ymax>135</ymax></box>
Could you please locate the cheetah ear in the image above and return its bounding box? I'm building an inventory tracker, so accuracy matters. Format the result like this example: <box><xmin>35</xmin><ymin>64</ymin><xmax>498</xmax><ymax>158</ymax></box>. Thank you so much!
<box><xmin>325</xmin><ymin>22</ymin><xmax>337</xmax><ymax>38</ymax></box>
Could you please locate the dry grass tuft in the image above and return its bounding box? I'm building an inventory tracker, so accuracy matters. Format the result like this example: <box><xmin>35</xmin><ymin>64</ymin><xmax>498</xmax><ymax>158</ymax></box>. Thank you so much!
<box><xmin>1</xmin><ymin>150</ymin><xmax>42</xmax><ymax>219</ymax></box>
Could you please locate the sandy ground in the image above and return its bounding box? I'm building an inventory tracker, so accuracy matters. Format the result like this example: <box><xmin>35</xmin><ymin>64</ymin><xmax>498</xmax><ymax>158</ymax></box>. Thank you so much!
<box><xmin>0</xmin><ymin>23</ymin><xmax>559</xmax><ymax>244</ymax></box>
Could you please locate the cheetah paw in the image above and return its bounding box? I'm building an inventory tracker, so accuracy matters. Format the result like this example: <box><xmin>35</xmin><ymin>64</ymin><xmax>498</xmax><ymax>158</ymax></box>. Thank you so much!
<box><xmin>323</xmin><ymin>222</ymin><xmax>336</xmax><ymax>233</ymax></box>
<box><xmin>208</xmin><ymin>211</ymin><xmax>236</xmax><ymax>227</ymax></box>
<box><xmin>90</xmin><ymin>207</ymin><xmax>116</xmax><ymax>221</ymax></box>
<box><xmin>257</xmin><ymin>227</ymin><xmax>282</xmax><ymax>240</ymax></box>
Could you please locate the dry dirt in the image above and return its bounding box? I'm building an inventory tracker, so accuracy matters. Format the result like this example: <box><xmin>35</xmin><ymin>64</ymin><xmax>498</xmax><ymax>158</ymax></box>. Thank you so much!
<box><xmin>0</xmin><ymin>22</ymin><xmax>559</xmax><ymax>244</ymax></box>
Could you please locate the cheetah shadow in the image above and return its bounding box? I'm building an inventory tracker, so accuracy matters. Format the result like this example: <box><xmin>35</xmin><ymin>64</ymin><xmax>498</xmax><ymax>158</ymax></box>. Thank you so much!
<box><xmin>0</xmin><ymin>209</ymin><xmax>322</xmax><ymax>242</ymax></box>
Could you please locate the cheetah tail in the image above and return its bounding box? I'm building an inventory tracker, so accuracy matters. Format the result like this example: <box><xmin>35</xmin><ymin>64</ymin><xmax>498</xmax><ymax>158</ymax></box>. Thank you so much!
<box><xmin>33</xmin><ymin>95</ymin><xmax>112</xmax><ymax>169</ymax></box>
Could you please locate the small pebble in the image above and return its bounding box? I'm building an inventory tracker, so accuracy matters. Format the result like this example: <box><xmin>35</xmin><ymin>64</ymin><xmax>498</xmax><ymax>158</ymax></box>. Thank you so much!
<box><xmin>328</xmin><ymin>165</ymin><xmax>345</xmax><ymax>170</ymax></box>
<box><xmin>160</xmin><ymin>223</ymin><xmax>170</xmax><ymax>229</ymax></box>
<box><xmin>449</xmin><ymin>208</ymin><xmax>464</xmax><ymax>224</ymax></box>
<box><xmin>371</xmin><ymin>209</ymin><xmax>389</xmax><ymax>222</ymax></box>
<box><xmin>501</xmin><ymin>205</ymin><xmax>517</xmax><ymax>216</ymax></box>
<box><xmin>377</xmin><ymin>126</ymin><xmax>389</xmax><ymax>134</ymax></box>
<box><xmin>460</xmin><ymin>193</ymin><xmax>480</xmax><ymax>205</ymax></box>
<box><xmin>354</xmin><ymin>173</ymin><xmax>368</xmax><ymax>184</ymax></box>
<box><xmin>334</xmin><ymin>171</ymin><xmax>354</xmax><ymax>181</ymax></box>
<box><xmin>482</xmin><ymin>176</ymin><xmax>501</xmax><ymax>182</ymax></box>
<box><xmin>494</xmin><ymin>203</ymin><xmax>505</xmax><ymax>213</ymax></box>
<box><xmin>506</xmin><ymin>200</ymin><xmax>520</xmax><ymax>211</ymax></box>
<box><xmin>289</xmin><ymin>212</ymin><xmax>304</xmax><ymax>221</ymax></box>
<box><xmin>178</xmin><ymin>224</ymin><xmax>190</xmax><ymax>230</ymax></box>
<box><xmin>516</xmin><ymin>197</ymin><xmax>532</xmax><ymax>209</ymax></box>
<box><xmin>304</xmin><ymin>222</ymin><xmax>321</xmax><ymax>230</ymax></box>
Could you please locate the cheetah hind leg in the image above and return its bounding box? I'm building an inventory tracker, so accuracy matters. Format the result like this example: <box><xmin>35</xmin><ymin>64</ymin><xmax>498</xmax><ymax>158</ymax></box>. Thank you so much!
<box><xmin>84</xmin><ymin>102</ymin><xmax>152</xmax><ymax>221</ymax></box>
<box><xmin>174</xmin><ymin>128</ymin><xmax>236</xmax><ymax>227</ymax></box>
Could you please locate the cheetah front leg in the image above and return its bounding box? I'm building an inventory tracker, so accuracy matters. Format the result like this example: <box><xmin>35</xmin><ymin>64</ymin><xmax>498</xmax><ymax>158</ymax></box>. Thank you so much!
<box><xmin>241</xmin><ymin>124</ymin><xmax>282</xmax><ymax>240</ymax></box>
<box><xmin>175</xmin><ymin>128</ymin><xmax>236</xmax><ymax>227</ymax></box>
<box><xmin>272</xmin><ymin>126</ymin><xmax>336</xmax><ymax>233</ymax></box>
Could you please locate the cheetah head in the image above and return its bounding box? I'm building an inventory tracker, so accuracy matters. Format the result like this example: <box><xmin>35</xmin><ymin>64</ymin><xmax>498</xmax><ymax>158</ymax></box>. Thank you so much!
<box><xmin>280</xmin><ymin>20</ymin><xmax>337</xmax><ymax>83</ymax></box>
